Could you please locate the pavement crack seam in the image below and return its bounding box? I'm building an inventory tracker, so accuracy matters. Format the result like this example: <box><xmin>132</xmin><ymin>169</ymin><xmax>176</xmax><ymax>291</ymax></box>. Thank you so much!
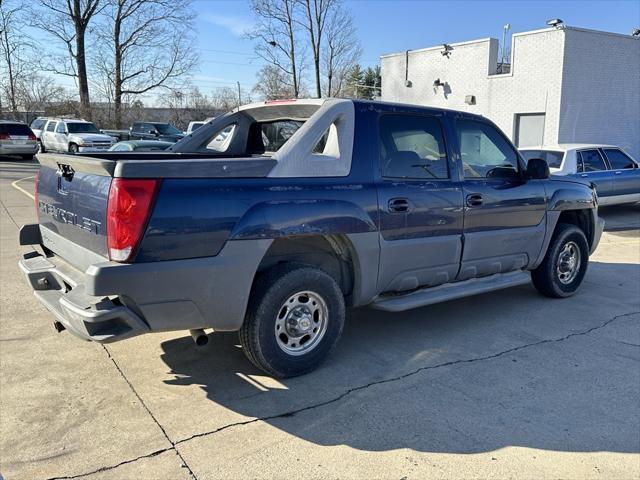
<box><xmin>96</xmin><ymin>345</ymin><xmax>199</xmax><ymax>480</ymax></box>
<box><xmin>44</xmin><ymin>448</ymin><xmax>171</xmax><ymax>480</ymax></box>
<box><xmin>172</xmin><ymin>310</ymin><xmax>640</xmax><ymax>446</ymax></box>
<box><xmin>44</xmin><ymin>310</ymin><xmax>638</xmax><ymax>479</ymax></box>
<box><xmin>0</xmin><ymin>199</ymin><xmax>20</xmax><ymax>228</ymax></box>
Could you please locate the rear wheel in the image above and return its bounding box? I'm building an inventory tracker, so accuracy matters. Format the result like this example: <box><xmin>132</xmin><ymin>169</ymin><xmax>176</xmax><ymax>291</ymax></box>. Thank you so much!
<box><xmin>239</xmin><ymin>264</ymin><xmax>345</xmax><ymax>378</ymax></box>
<box><xmin>532</xmin><ymin>223</ymin><xmax>589</xmax><ymax>298</ymax></box>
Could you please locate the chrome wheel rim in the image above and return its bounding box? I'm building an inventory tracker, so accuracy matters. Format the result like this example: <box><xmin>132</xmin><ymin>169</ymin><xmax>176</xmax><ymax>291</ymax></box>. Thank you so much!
<box><xmin>275</xmin><ymin>290</ymin><xmax>328</xmax><ymax>356</ymax></box>
<box><xmin>557</xmin><ymin>241</ymin><xmax>581</xmax><ymax>284</ymax></box>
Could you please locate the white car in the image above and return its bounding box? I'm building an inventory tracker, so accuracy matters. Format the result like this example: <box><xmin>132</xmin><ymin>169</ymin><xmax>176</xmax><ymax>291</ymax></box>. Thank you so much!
<box><xmin>185</xmin><ymin>117</ymin><xmax>215</xmax><ymax>135</ymax></box>
<box><xmin>520</xmin><ymin>144</ymin><xmax>640</xmax><ymax>206</ymax></box>
<box><xmin>29</xmin><ymin>117</ymin><xmax>48</xmax><ymax>142</ymax></box>
<box><xmin>41</xmin><ymin>119</ymin><xmax>115</xmax><ymax>154</ymax></box>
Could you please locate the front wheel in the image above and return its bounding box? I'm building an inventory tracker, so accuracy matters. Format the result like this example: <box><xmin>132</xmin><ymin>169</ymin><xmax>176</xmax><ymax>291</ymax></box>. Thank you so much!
<box><xmin>239</xmin><ymin>264</ymin><xmax>345</xmax><ymax>378</ymax></box>
<box><xmin>68</xmin><ymin>143</ymin><xmax>79</xmax><ymax>154</ymax></box>
<box><xmin>532</xmin><ymin>223</ymin><xmax>589</xmax><ymax>298</ymax></box>
<box><xmin>38</xmin><ymin>141</ymin><xmax>45</xmax><ymax>153</ymax></box>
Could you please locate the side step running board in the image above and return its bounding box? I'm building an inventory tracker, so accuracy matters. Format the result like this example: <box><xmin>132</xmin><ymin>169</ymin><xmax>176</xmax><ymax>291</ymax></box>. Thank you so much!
<box><xmin>371</xmin><ymin>271</ymin><xmax>531</xmax><ymax>312</ymax></box>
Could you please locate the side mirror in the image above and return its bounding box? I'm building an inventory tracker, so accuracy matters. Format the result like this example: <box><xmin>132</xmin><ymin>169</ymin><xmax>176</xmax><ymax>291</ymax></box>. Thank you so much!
<box><xmin>526</xmin><ymin>158</ymin><xmax>550</xmax><ymax>180</ymax></box>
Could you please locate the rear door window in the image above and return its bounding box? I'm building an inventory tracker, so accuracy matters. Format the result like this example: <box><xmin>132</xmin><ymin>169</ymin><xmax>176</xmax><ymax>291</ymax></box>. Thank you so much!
<box><xmin>603</xmin><ymin>149</ymin><xmax>636</xmax><ymax>170</ymax></box>
<box><xmin>46</xmin><ymin>121</ymin><xmax>56</xmax><ymax>132</ymax></box>
<box><xmin>379</xmin><ymin>114</ymin><xmax>449</xmax><ymax>179</ymax></box>
<box><xmin>56</xmin><ymin>122</ymin><xmax>66</xmax><ymax>133</ymax></box>
<box><xmin>579</xmin><ymin>149</ymin><xmax>608</xmax><ymax>172</ymax></box>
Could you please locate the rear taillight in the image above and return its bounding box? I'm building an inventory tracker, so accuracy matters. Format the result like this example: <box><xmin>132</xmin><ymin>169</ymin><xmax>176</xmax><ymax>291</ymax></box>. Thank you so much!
<box><xmin>107</xmin><ymin>178</ymin><xmax>159</xmax><ymax>262</ymax></box>
<box><xmin>0</xmin><ymin>133</ymin><xmax>9</xmax><ymax>141</ymax></box>
<box><xmin>34</xmin><ymin>170</ymin><xmax>40</xmax><ymax>218</ymax></box>
<box><xmin>28</xmin><ymin>133</ymin><xmax>36</xmax><ymax>141</ymax></box>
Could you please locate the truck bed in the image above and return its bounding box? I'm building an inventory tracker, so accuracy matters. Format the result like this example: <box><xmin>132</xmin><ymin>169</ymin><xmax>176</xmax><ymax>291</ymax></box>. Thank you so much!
<box><xmin>37</xmin><ymin>152</ymin><xmax>277</xmax><ymax>178</ymax></box>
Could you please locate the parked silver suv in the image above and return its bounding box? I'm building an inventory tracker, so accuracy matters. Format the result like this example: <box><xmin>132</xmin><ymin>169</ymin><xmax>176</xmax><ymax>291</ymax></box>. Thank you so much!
<box><xmin>0</xmin><ymin>120</ymin><xmax>38</xmax><ymax>160</ymax></box>
<box><xmin>41</xmin><ymin>118</ymin><xmax>115</xmax><ymax>153</ymax></box>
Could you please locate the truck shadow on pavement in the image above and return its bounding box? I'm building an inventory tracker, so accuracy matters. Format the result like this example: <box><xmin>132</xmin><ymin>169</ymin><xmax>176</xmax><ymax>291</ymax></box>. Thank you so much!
<box><xmin>159</xmin><ymin>260</ymin><xmax>640</xmax><ymax>454</ymax></box>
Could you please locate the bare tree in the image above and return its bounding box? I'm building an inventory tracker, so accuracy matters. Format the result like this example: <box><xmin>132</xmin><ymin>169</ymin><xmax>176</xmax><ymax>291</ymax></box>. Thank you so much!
<box><xmin>210</xmin><ymin>86</ymin><xmax>252</xmax><ymax>112</ymax></box>
<box><xmin>297</xmin><ymin>0</ymin><xmax>337</xmax><ymax>98</ymax></box>
<box><xmin>323</xmin><ymin>6</ymin><xmax>361</xmax><ymax>97</ymax></box>
<box><xmin>253</xmin><ymin>64</ymin><xmax>297</xmax><ymax>100</ymax></box>
<box><xmin>94</xmin><ymin>0</ymin><xmax>198</xmax><ymax>128</ymax></box>
<box><xmin>18</xmin><ymin>74</ymin><xmax>68</xmax><ymax>112</ymax></box>
<box><xmin>0</xmin><ymin>0</ymin><xmax>32</xmax><ymax>116</ymax></box>
<box><xmin>32</xmin><ymin>0</ymin><xmax>103</xmax><ymax>120</ymax></box>
<box><xmin>249</xmin><ymin>0</ymin><xmax>303</xmax><ymax>98</ymax></box>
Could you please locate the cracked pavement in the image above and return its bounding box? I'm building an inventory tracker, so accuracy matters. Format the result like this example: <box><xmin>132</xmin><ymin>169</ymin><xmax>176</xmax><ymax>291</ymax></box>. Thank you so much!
<box><xmin>1</xmin><ymin>159</ymin><xmax>639</xmax><ymax>479</ymax></box>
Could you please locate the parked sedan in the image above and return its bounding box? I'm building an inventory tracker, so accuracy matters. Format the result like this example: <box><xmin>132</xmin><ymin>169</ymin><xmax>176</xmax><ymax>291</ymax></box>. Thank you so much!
<box><xmin>108</xmin><ymin>140</ymin><xmax>174</xmax><ymax>152</ymax></box>
<box><xmin>0</xmin><ymin>121</ymin><xmax>38</xmax><ymax>160</ymax></box>
<box><xmin>520</xmin><ymin>144</ymin><xmax>640</xmax><ymax>206</ymax></box>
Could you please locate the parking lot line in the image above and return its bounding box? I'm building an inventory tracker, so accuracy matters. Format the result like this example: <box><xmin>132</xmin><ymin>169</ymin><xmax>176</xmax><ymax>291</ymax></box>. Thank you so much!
<box><xmin>11</xmin><ymin>175</ymin><xmax>35</xmax><ymax>201</ymax></box>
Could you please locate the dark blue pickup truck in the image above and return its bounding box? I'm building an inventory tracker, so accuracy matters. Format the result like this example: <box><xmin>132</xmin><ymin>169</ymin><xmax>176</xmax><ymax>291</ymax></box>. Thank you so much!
<box><xmin>19</xmin><ymin>99</ymin><xmax>604</xmax><ymax>377</ymax></box>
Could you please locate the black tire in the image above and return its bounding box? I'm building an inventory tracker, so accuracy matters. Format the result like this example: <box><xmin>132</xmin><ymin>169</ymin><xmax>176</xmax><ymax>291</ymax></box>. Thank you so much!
<box><xmin>532</xmin><ymin>223</ymin><xmax>589</xmax><ymax>298</ymax></box>
<box><xmin>38</xmin><ymin>141</ymin><xmax>45</xmax><ymax>153</ymax></box>
<box><xmin>69</xmin><ymin>143</ymin><xmax>79</xmax><ymax>154</ymax></box>
<box><xmin>239</xmin><ymin>264</ymin><xmax>345</xmax><ymax>378</ymax></box>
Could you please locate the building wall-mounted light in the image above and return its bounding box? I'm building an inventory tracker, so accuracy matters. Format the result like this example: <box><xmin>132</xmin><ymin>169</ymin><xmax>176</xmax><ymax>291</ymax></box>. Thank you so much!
<box><xmin>433</xmin><ymin>78</ymin><xmax>445</xmax><ymax>88</ymax></box>
<box><xmin>632</xmin><ymin>28</ymin><xmax>640</xmax><ymax>36</ymax></box>
<box><xmin>441</xmin><ymin>44</ymin><xmax>453</xmax><ymax>58</ymax></box>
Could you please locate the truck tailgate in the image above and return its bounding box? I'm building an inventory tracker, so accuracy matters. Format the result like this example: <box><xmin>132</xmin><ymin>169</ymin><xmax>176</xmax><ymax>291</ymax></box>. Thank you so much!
<box><xmin>37</xmin><ymin>157</ymin><xmax>112</xmax><ymax>261</ymax></box>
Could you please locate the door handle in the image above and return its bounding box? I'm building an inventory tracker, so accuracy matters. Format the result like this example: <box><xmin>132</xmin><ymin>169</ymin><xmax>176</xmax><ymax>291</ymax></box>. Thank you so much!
<box><xmin>388</xmin><ymin>198</ymin><xmax>411</xmax><ymax>213</ymax></box>
<box><xmin>466</xmin><ymin>193</ymin><xmax>483</xmax><ymax>207</ymax></box>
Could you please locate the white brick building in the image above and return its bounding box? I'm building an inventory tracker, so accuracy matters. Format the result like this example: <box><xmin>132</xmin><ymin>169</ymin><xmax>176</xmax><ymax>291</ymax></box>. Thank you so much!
<box><xmin>381</xmin><ymin>26</ymin><xmax>640</xmax><ymax>158</ymax></box>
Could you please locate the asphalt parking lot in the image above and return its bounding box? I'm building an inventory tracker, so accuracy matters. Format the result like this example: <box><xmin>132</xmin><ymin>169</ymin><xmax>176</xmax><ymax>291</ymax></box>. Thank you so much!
<box><xmin>1</xmin><ymin>157</ymin><xmax>638</xmax><ymax>480</ymax></box>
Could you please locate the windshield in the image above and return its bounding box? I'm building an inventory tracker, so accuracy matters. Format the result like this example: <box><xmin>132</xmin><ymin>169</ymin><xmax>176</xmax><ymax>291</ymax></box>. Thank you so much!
<box><xmin>153</xmin><ymin>123</ymin><xmax>181</xmax><ymax>135</ymax></box>
<box><xmin>520</xmin><ymin>150</ymin><xmax>564</xmax><ymax>169</ymax></box>
<box><xmin>67</xmin><ymin>122</ymin><xmax>101</xmax><ymax>134</ymax></box>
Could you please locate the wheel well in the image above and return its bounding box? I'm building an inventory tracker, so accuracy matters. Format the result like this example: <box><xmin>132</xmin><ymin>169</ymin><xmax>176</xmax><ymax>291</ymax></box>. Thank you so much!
<box><xmin>557</xmin><ymin>210</ymin><xmax>593</xmax><ymax>247</ymax></box>
<box><xmin>255</xmin><ymin>235</ymin><xmax>356</xmax><ymax>302</ymax></box>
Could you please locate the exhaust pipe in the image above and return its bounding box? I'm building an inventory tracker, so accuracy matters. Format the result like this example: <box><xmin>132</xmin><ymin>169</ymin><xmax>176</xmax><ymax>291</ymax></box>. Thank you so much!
<box><xmin>189</xmin><ymin>329</ymin><xmax>209</xmax><ymax>347</ymax></box>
